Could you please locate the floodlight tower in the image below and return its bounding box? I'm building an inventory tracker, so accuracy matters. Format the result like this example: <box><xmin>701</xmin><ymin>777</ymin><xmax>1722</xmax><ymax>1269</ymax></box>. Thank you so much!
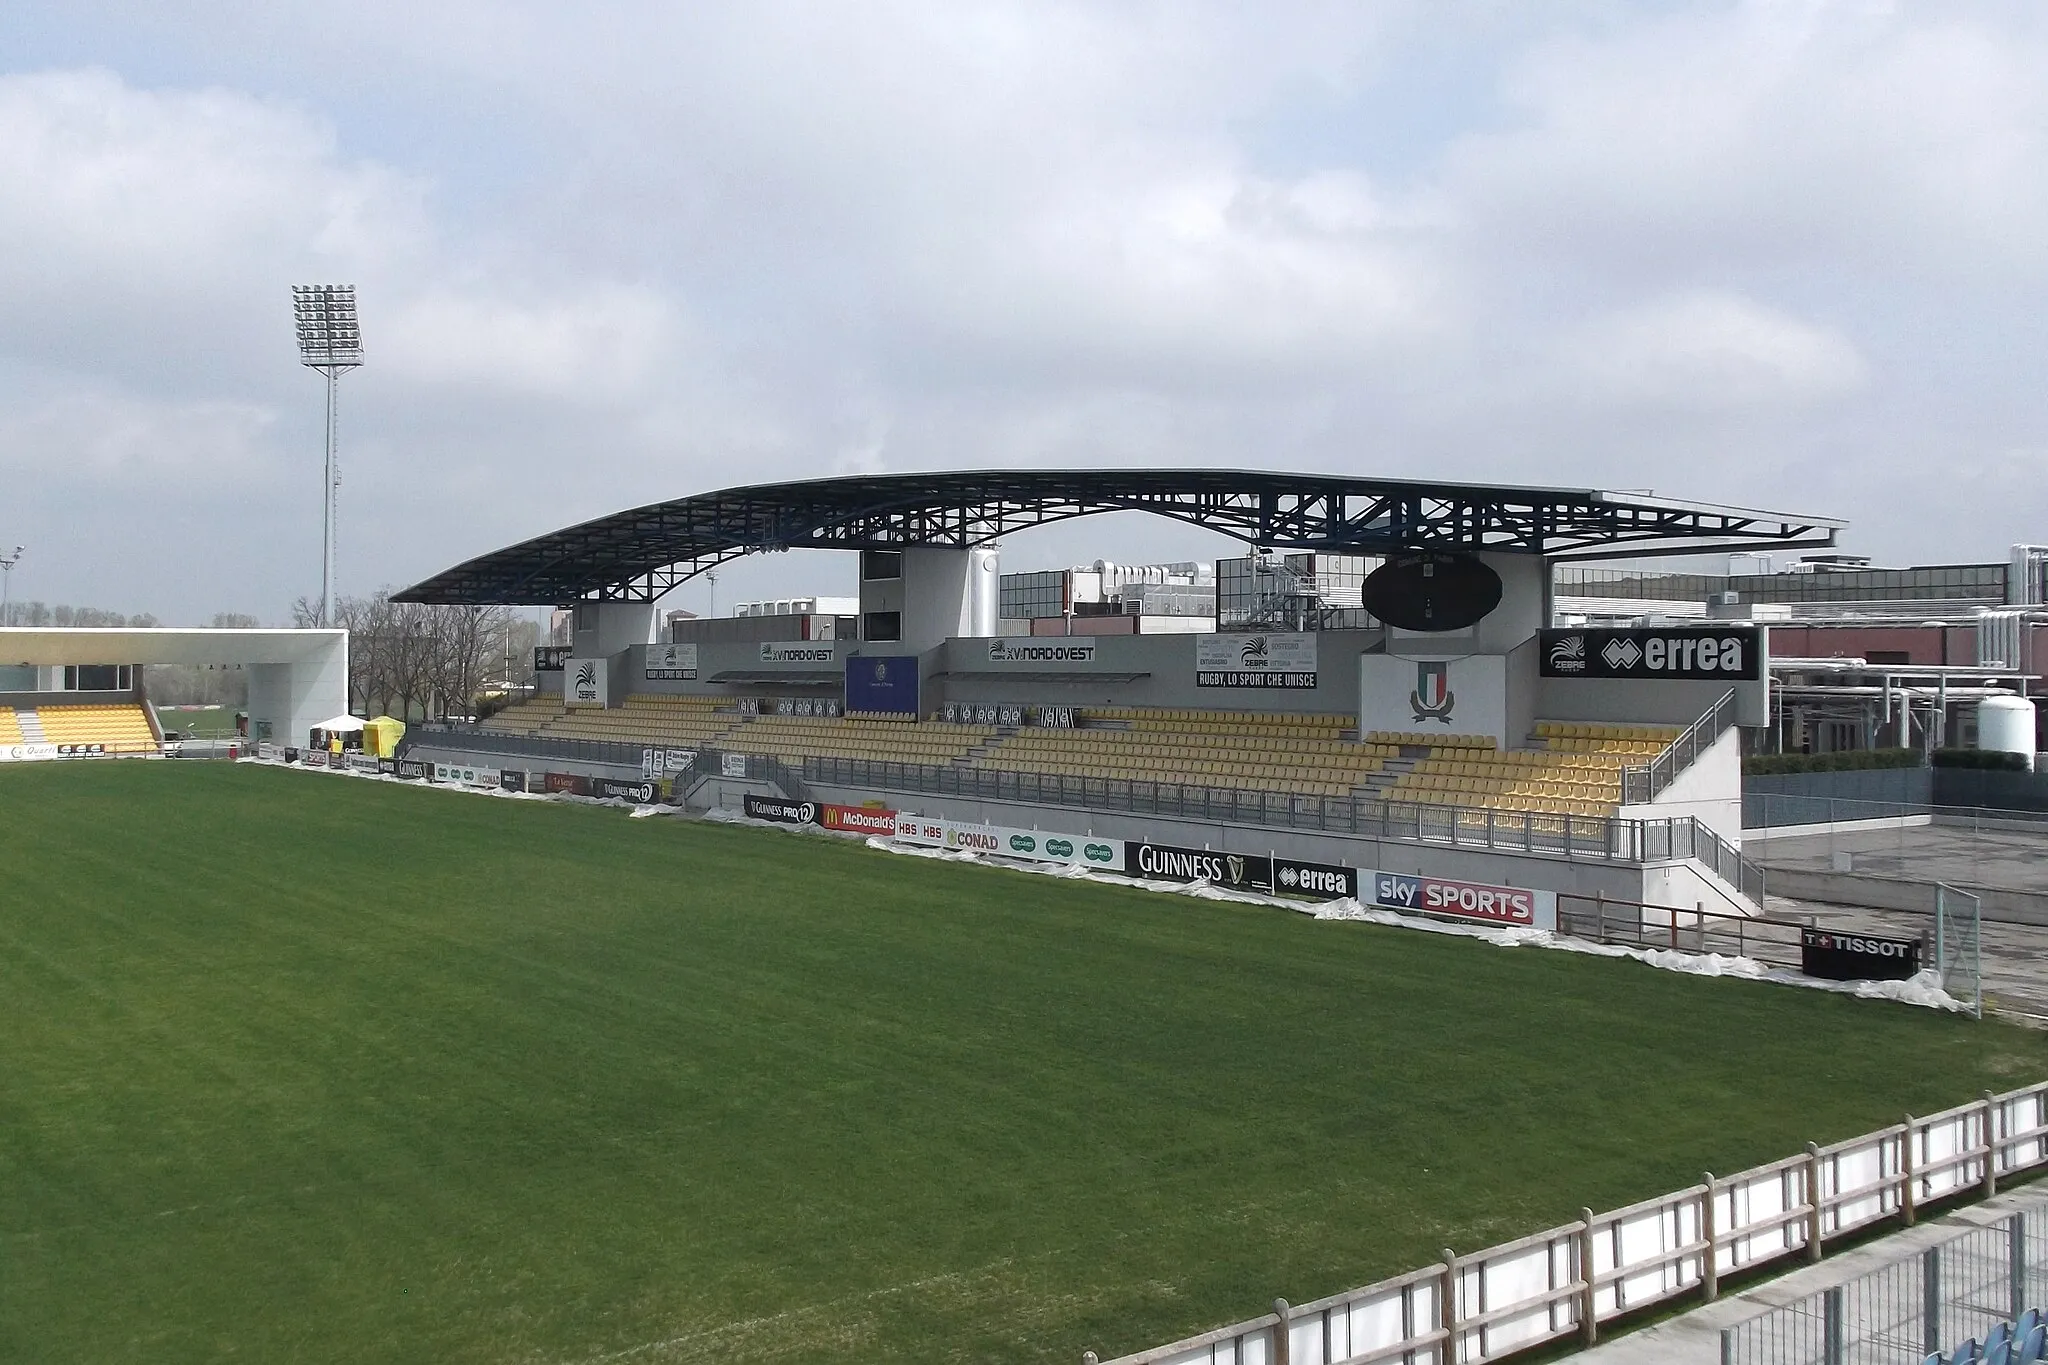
<box><xmin>292</xmin><ymin>285</ymin><xmax>364</xmax><ymax>628</ymax></box>
<box><xmin>0</xmin><ymin>545</ymin><xmax>22</xmax><ymax>627</ymax></box>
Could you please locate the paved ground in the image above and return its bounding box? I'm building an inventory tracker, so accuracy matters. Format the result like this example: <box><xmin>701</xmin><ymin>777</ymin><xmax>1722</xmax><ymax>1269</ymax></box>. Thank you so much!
<box><xmin>1758</xmin><ymin>895</ymin><xmax>2048</xmax><ymax>1023</ymax></box>
<box><xmin>1753</xmin><ymin>822</ymin><xmax>2048</xmax><ymax>893</ymax></box>
<box><xmin>1577</xmin><ymin>1187</ymin><xmax>2048</xmax><ymax>1364</ymax></box>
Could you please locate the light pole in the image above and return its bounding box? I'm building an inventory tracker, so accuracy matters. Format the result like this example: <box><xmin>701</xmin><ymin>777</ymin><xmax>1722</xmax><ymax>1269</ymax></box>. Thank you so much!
<box><xmin>0</xmin><ymin>545</ymin><xmax>22</xmax><ymax>627</ymax></box>
<box><xmin>292</xmin><ymin>285</ymin><xmax>364</xmax><ymax>628</ymax></box>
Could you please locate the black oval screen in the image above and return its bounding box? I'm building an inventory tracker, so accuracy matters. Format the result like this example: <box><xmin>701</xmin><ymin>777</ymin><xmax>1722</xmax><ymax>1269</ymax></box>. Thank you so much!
<box><xmin>1361</xmin><ymin>553</ymin><xmax>1503</xmax><ymax>632</ymax></box>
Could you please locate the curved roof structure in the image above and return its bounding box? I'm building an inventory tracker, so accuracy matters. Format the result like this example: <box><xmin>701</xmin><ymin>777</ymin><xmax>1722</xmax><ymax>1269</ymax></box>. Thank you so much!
<box><xmin>396</xmin><ymin>469</ymin><xmax>1844</xmax><ymax>605</ymax></box>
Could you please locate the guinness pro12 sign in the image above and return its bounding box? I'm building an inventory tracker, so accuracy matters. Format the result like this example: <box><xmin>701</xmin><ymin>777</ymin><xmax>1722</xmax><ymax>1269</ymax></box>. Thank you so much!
<box><xmin>1540</xmin><ymin>627</ymin><xmax>1761</xmax><ymax>682</ymax></box>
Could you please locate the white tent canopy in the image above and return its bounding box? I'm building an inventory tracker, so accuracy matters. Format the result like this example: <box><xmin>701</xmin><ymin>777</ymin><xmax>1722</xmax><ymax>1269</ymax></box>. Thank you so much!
<box><xmin>314</xmin><ymin>714</ymin><xmax>366</xmax><ymax>732</ymax></box>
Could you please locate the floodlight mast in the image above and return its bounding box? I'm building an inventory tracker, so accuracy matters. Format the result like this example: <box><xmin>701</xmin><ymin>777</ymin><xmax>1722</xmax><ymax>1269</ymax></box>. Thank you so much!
<box><xmin>292</xmin><ymin>285</ymin><xmax>363</xmax><ymax>628</ymax></box>
<box><xmin>0</xmin><ymin>545</ymin><xmax>22</xmax><ymax>627</ymax></box>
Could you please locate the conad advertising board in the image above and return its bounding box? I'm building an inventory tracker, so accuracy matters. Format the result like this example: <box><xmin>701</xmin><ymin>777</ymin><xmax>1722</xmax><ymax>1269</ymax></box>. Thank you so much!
<box><xmin>433</xmin><ymin>762</ymin><xmax>501</xmax><ymax>788</ymax></box>
<box><xmin>819</xmin><ymin>804</ymin><xmax>899</xmax><ymax>836</ymax></box>
<box><xmin>1364</xmin><ymin>870</ymin><xmax>1557</xmax><ymax>931</ymax></box>
<box><xmin>937</xmin><ymin>821</ymin><xmax>1124</xmax><ymax>870</ymax></box>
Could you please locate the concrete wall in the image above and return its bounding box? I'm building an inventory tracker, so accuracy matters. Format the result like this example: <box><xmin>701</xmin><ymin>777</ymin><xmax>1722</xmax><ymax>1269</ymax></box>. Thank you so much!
<box><xmin>1538</xmin><ymin>672</ymin><xmax>1767</xmax><ymax>728</ymax></box>
<box><xmin>1620</xmin><ymin>724</ymin><xmax>1743</xmax><ymax>843</ymax></box>
<box><xmin>573</xmin><ymin>602</ymin><xmax>659</xmax><ymax>657</ymax></box>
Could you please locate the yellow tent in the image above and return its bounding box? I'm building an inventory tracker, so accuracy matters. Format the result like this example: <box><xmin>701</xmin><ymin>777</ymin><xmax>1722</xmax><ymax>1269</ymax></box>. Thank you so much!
<box><xmin>363</xmin><ymin>716</ymin><xmax>407</xmax><ymax>758</ymax></box>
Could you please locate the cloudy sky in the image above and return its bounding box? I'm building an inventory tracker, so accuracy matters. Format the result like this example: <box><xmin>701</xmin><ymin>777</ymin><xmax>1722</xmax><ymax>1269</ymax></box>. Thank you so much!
<box><xmin>3</xmin><ymin>1</ymin><xmax>2044</xmax><ymax>623</ymax></box>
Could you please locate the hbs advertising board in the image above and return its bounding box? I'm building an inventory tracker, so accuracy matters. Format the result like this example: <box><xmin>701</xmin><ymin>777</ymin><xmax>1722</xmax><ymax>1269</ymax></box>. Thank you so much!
<box><xmin>845</xmin><ymin>655</ymin><xmax>921</xmax><ymax>716</ymax></box>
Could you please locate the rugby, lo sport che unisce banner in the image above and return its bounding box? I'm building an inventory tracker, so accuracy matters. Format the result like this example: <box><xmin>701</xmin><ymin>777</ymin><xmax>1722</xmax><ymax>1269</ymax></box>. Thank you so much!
<box><xmin>645</xmin><ymin>644</ymin><xmax>698</xmax><ymax>680</ymax></box>
<box><xmin>1195</xmin><ymin>633</ymin><xmax>1317</xmax><ymax>688</ymax></box>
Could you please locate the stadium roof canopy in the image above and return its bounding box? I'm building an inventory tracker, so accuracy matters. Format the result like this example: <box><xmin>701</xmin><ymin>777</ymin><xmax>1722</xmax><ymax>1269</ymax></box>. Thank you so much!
<box><xmin>396</xmin><ymin>469</ymin><xmax>1845</xmax><ymax>605</ymax></box>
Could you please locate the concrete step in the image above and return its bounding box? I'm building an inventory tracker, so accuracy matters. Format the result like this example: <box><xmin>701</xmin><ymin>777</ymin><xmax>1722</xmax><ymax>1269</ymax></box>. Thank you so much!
<box><xmin>17</xmin><ymin>708</ymin><xmax>46</xmax><ymax>742</ymax></box>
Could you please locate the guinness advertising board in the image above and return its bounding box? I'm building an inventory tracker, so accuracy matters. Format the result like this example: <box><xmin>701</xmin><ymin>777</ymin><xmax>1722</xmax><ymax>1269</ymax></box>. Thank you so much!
<box><xmin>1126</xmin><ymin>841</ymin><xmax>1274</xmax><ymax>893</ymax></box>
<box><xmin>1540</xmin><ymin>627</ymin><xmax>1761</xmax><ymax>682</ymax></box>
<box><xmin>393</xmin><ymin>758</ymin><xmax>426</xmax><ymax>779</ymax></box>
<box><xmin>744</xmin><ymin>794</ymin><xmax>818</xmax><ymax>826</ymax></box>
<box><xmin>1800</xmin><ymin>928</ymin><xmax>1922</xmax><ymax>982</ymax></box>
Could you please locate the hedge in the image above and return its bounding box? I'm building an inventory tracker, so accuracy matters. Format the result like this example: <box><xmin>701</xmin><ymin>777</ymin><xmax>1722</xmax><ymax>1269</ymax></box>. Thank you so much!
<box><xmin>1742</xmin><ymin>748</ymin><xmax>1924</xmax><ymax>775</ymax></box>
<box><xmin>1930</xmin><ymin>748</ymin><xmax>2032</xmax><ymax>771</ymax></box>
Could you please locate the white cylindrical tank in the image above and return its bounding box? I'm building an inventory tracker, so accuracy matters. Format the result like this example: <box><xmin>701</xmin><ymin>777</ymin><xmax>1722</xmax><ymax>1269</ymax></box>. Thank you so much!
<box><xmin>968</xmin><ymin>546</ymin><xmax>1001</xmax><ymax>637</ymax></box>
<box><xmin>1977</xmin><ymin>694</ymin><xmax>2037</xmax><ymax>770</ymax></box>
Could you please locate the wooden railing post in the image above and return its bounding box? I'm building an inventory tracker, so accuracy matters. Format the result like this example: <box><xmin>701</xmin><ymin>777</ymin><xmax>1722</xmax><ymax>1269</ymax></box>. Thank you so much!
<box><xmin>1806</xmin><ymin>1142</ymin><xmax>1826</xmax><ymax>1263</ymax></box>
<box><xmin>1985</xmin><ymin>1091</ymin><xmax>2001</xmax><ymax>1197</ymax></box>
<box><xmin>1701</xmin><ymin>1175</ymin><xmax>1719</xmax><ymax>1302</ymax></box>
<box><xmin>1442</xmin><ymin>1249</ymin><xmax>1461</xmax><ymax>1358</ymax></box>
<box><xmin>1272</xmin><ymin>1299</ymin><xmax>1291</xmax><ymax>1365</ymax></box>
<box><xmin>1902</xmin><ymin>1116</ymin><xmax>1917</xmax><ymax>1226</ymax></box>
<box><xmin>1579</xmin><ymin>1209</ymin><xmax>1599</xmax><ymax>1345</ymax></box>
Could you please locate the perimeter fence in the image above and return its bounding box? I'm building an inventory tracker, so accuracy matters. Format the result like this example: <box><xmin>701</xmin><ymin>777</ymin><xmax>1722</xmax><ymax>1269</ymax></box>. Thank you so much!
<box><xmin>1085</xmin><ymin>1083</ymin><xmax>2048</xmax><ymax>1365</ymax></box>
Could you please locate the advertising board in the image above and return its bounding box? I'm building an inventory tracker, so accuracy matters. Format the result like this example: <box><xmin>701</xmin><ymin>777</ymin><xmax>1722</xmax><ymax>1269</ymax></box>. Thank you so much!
<box><xmin>283</xmin><ymin>747</ymin><xmax>301</xmax><ymax>764</ymax></box>
<box><xmin>565</xmin><ymin>657</ymin><xmax>609</xmax><ymax>707</ymax></box>
<box><xmin>376</xmin><ymin>758</ymin><xmax>397</xmax><ymax>774</ymax></box>
<box><xmin>743</xmin><ymin>793</ymin><xmax>817</xmax><ymax>825</ymax></box>
<box><xmin>1366</xmin><ymin>871</ymin><xmax>1556</xmax><ymax>930</ymax></box>
<box><xmin>499</xmin><ymin>770</ymin><xmax>528</xmax><ymax>792</ymax></box>
<box><xmin>760</xmin><ymin>642</ymin><xmax>839</xmax><ymax>664</ymax></box>
<box><xmin>819</xmin><ymin>804</ymin><xmax>898</xmax><ymax>836</ymax></box>
<box><xmin>0</xmin><ymin>742</ymin><xmax>59</xmax><ymax>762</ymax></box>
<box><xmin>257</xmin><ymin>741</ymin><xmax>278</xmax><ymax>760</ymax></box>
<box><xmin>543</xmin><ymin>771</ymin><xmax>592</xmax><ymax>796</ymax></box>
<box><xmin>894</xmin><ymin>814</ymin><xmax>949</xmax><ymax>847</ymax></box>
<box><xmin>985</xmin><ymin>639</ymin><xmax>1097</xmax><ymax>665</ymax></box>
<box><xmin>645</xmin><ymin>643</ymin><xmax>698</xmax><ymax>681</ymax></box>
<box><xmin>845</xmin><ymin>655</ymin><xmax>920</xmax><ymax>716</ymax></box>
<box><xmin>1126</xmin><ymin>841</ymin><xmax>1275</xmax><ymax>893</ymax></box>
<box><xmin>1273</xmin><ymin>858</ymin><xmax>1358</xmax><ymax>901</ymax></box>
<box><xmin>937</xmin><ymin>821</ymin><xmax>1123</xmax><ymax>870</ymax></box>
<box><xmin>665</xmin><ymin>748</ymin><xmax>695</xmax><ymax>777</ymax></box>
<box><xmin>393</xmin><ymin>758</ymin><xmax>426</xmax><ymax>780</ymax></box>
<box><xmin>1196</xmin><ymin>632</ymin><xmax>1317</xmax><ymax>689</ymax></box>
<box><xmin>594</xmin><ymin>777</ymin><xmax>659</xmax><ymax>804</ymax></box>
<box><xmin>348</xmin><ymin>754</ymin><xmax>380</xmax><ymax>775</ymax></box>
<box><xmin>1540</xmin><ymin>627</ymin><xmax>1762</xmax><ymax>682</ymax></box>
<box><xmin>432</xmin><ymin>763</ymin><xmax>500</xmax><ymax>787</ymax></box>
<box><xmin>534</xmin><ymin>645</ymin><xmax>571</xmax><ymax>673</ymax></box>
<box><xmin>719</xmin><ymin>751</ymin><xmax>748</xmax><ymax>778</ymax></box>
<box><xmin>1800</xmin><ymin>928</ymin><xmax>1922</xmax><ymax>982</ymax></box>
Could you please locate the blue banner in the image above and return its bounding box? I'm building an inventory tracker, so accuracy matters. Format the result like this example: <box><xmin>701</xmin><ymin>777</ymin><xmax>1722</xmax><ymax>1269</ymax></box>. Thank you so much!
<box><xmin>845</xmin><ymin>655</ymin><xmax>920</xmax><ymax>716</ymax></box>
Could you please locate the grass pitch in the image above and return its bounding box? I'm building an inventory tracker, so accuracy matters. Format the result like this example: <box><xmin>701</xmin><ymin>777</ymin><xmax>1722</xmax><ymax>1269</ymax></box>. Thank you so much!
<box><xmin>1</xmin><ymin>763</ymin><xmax>2038</xmax><ymax>1364</ymax></box>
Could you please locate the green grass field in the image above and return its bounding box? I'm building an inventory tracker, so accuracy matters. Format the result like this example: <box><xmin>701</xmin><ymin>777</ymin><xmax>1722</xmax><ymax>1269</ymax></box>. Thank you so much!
<box><xmin>1</xmin><ymin>763</ymin><xmax>2039</xmax><ymax>1364</ymax></box>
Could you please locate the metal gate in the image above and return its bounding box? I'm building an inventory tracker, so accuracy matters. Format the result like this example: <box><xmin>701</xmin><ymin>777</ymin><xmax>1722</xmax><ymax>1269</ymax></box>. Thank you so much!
<box><xmin>1937</xmin><ymin>883</ymin><xmax>1984</xmax><ymax>1020</ymax></box>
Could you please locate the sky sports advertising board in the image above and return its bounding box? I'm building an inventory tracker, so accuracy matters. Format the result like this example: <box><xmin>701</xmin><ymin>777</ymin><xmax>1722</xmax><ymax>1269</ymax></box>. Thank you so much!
<box><xmin>1365</xmin><ymin>871</ymin><xmax>1558</xmax><ymax>930</ymax></box>
<box><xmin>1195</xmin><ymin>632</ymin><xmax>1318</xmax><ymax>688</ymax></box>
<box><xmin>1539</xmin><ymin>627</ymin><xmax>1761</xmax><ymax>682</ymax></box>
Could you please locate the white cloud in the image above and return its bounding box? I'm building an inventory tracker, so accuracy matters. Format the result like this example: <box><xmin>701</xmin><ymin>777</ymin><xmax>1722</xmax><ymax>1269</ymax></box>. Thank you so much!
<box><xmin>0</xmin><ymin>378</ymin><xmax>277</xmax><ymax>481</ymax></box>
<box><xmin>1558</xmin><ymin>290</ymin><xmax>1868</xmax><ymax>410</ymax></box>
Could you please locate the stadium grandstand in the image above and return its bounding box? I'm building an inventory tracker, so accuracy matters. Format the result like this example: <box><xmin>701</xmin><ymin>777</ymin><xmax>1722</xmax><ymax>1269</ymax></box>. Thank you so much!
<box><xmin>391</xmin><ymin>469</ymin><xmax>1859</xmax><ymax>916</ymax></box>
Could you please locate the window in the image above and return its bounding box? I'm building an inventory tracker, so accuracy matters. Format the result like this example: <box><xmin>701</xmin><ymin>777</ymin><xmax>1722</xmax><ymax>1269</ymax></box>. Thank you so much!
<box><xmin>860</xmin><ymin>549</ymin><xmax>903</xmax><ymax>581</ymax></box>
<box><xmin>862</xmin><ymin>611</ymin><xmax>901</xmax><ymax>642</ymax></box>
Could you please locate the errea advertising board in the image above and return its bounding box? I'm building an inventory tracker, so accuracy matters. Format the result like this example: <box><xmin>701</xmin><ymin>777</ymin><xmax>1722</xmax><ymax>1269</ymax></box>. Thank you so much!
<box><xmin>1540</xmin><ymin>627</ymin><xmax>1761</xmax><ymax>682</ymax></box>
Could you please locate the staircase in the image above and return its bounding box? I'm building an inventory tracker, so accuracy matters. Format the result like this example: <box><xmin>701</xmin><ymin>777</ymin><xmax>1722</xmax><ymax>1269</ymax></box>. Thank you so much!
<box><xmin>17</xmin><ymin>709</ymin><xmax>46</xmax><ymax>742</ymax></box>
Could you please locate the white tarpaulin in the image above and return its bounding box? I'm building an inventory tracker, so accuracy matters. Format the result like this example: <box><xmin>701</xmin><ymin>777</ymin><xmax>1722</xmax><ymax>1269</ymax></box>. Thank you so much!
<box><xmin>313</xmin><ymin>714</ymin><xmax>366</xmax><ymax>732</ymax></box>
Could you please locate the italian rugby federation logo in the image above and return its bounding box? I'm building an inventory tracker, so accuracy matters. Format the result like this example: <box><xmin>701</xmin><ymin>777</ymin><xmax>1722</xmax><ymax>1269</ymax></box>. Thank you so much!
<box><xmin>1410</xmin><ymin>660</ymin><xmax>1455</xmax><ymax>724</ymax></box>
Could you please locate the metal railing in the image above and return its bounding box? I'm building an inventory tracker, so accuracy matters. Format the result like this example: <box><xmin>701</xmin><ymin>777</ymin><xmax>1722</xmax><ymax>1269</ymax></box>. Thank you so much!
<box><xmin>1622</xmin><ymin>687</ymin><xmax>1738</xmax><ymax>805</ymax></box>
<box><xmin>413</xmin><ymin>723</ymin><xmax>1763</xmax><ymax>893</ymax></box>
<box><xmin>1722</xmin><ymin>1196</ymin><xmax>2048</xmax><ymax>1365</ymax></box>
